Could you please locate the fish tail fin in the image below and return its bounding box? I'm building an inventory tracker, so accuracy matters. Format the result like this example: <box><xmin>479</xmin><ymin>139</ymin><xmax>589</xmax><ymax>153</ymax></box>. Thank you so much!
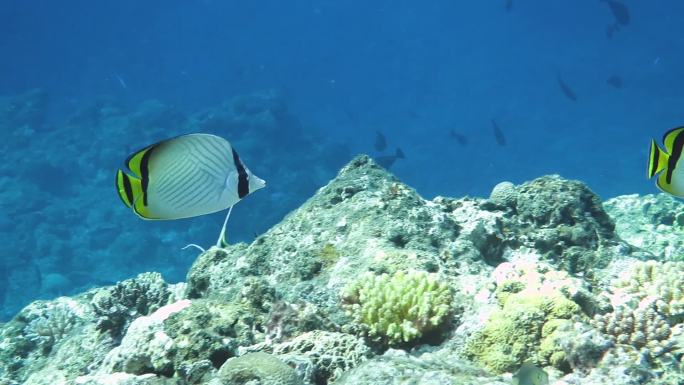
<box><xmin>648</xmin><ymin>139</ymin><xmax>668</xmax><ymax>179</ymax></box>
<box><xmin>116</xmin><ymin>169</ymin><xmax>142</xmax><ymax>208</ymax></box>
<box><xmin>396</xmin><ymin>148</ymin><xmax>405</xmax><ymax>159</ymax></box>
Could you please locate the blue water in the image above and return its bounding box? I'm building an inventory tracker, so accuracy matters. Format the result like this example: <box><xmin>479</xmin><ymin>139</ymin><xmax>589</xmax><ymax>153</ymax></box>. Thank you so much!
<box><xmin>1</xmin><ymin>0</ymin><xmax>683</xmax><ymax>320</ymax></box>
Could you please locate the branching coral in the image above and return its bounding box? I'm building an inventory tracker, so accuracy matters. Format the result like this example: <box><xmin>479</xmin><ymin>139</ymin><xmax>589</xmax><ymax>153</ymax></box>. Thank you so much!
<box><xmin>592</xmin><ymin>260</ymin><xmax>684</xmax><ymax>358</ymax></box>
<box><xmin>340</xmin><ymin>270</ymin><xmax>453</xmax><ymax>347</ymax></box>
<box><xmin>592</xmin><ymin>303</ymin><xmax>674</xmax><ymax>356</ymax></box>
<box><xmin>25</xmin><ymin>301</ymin><xmax>79</xmax><ymax>353</ymax></box>
<box><xmin>613</xmin><ymin>260</ymin><xmax>684</xmax><ymax>323</ymax></box>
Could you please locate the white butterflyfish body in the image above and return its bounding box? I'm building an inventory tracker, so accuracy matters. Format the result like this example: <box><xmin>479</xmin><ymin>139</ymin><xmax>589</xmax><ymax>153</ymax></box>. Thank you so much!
<box><xmin>116</xmin><ymin>133</ymin><xmax>265</xmax><ymax>247</ymax></box>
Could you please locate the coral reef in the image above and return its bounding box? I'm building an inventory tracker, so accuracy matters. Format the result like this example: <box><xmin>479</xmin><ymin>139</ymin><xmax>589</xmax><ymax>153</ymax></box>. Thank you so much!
<box><xmin>341</xmin><ymin>270</ymin><xmax>453</xmax><ymax>347</ymax></box>
<box><xmin>3</xmin><ymin>155</ymin><xmax>684</xmax><ymax>384</ymax></box>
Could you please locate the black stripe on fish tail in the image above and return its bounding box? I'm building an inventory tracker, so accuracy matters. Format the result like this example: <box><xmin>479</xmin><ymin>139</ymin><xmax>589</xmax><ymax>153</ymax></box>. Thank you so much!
<box><xmin>140</xmin><ymin>147</ymin><xmax>155</xmax><ymax>206</ymax></box>
<box><xmin>232</xmin><ymin>148</ymin><xmax>249</xmax><ymax>199</ymax></box>
<box><xmin>122</xmin><ymin>172</ymin><xmax>134</xmax><ymax>206</ymax></box>
<box><xmin>666</xmin><ymin>131</ymin><xmax>684</xmax><ymax>184</ymax></box>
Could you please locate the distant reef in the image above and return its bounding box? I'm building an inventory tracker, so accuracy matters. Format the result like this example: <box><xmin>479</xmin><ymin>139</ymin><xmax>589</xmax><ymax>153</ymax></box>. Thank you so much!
<box><xmin>1</xmin><ymin>156</ymin><xmax>684</xmax><ymax>385</ymax></box>
<box><xmin>0</xmin><ymin>89</ymin><xmax>350</xmax><ymax>321</ymax></box>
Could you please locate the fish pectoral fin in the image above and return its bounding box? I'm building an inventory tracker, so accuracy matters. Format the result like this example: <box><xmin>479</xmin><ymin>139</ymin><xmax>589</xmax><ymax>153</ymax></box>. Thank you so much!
<box><xmin>648</xmin><ymin>139</ymin><xmax>669</xmax><ymax>178</ymax></box>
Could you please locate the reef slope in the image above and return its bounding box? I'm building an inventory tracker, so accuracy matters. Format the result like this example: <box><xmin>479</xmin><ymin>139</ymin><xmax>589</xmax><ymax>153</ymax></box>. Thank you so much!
<box><xmin>1</xmin><ymin>156</ymin><xmax>683</xmax><ymax>385</ymax></box>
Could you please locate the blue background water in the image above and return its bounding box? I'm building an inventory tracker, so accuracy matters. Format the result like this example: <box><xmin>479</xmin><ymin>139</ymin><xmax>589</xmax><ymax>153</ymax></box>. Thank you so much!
<box><xmin>1</xmin><ymin>0</ymin><xmax>683</xmax><ymax>320</ymax></box>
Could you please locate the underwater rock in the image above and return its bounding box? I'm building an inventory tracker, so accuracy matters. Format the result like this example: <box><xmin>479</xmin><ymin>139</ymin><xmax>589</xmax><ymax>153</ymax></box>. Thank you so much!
<box><xmin>492</xmin><ymin>175</ymin><xmax>625</xmax><ymax>276</ymax></box>
<box><xmin>163</xmin><ymin>299</ymin><xmax>262</xmax><ymax>374</ymax></box>
<box><xmin>91</xmin><ymin>272</ymin><xmax>176</xmax><ymax>339</ymax></box>
<box><xmin>0</xmin><ymin>295</ymin><xmax>111</xmax><ymax>385</ymax></box>
<box><xmin>334</xmin><ymin>348</ymin><xmax>508</xmax><ymax>385</ymax></box>
<box><xmin>186</xmin><ymin>155</ymin><xmax>498</xmax><ymax>341</ymax></box>
<box><xmin>271</xmin><ymin>330</ymin><xmax>371</xmax><ymax>384</ymax></box>
<box><xmin>603</xmin><ymin>193</ymin><xmax>684</xmax><ymax>261</ymax></box>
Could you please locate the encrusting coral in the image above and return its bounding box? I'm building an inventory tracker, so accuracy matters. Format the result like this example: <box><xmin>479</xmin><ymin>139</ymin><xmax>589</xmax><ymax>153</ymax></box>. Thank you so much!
<box><xmin>340</xmin><ymin>270</ymin><xmax>453</xmax><ymax>347</ymax></box>
<box><xmin>466</xmin><ymin>260</ymin><xmax>606</xmax><ymax>373</ymax></box>
<box><xmin>215</xmin><ymin>352</ymin><xmax>300</xmax><ymax>385</ymax></box>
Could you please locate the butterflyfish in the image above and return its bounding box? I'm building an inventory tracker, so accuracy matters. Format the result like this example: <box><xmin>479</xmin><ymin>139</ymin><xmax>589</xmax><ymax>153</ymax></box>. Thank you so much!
<box><xmin>116</xmin><ymin>133</ymin><xmax>265</xmax><ymax>247</ymax></box>
<box><xmin>647</xmin><ymin>127</ymin><xmax>684</xmax><ymax>198</ymax></box>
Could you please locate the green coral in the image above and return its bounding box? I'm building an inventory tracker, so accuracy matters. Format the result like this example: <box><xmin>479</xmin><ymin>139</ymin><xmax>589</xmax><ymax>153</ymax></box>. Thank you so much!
<box><xmin>467</xmin><ymin>260</ymin><xmax>587</xmax><ymax>373</ymax></box>
<box><xmin>341</xmin><ymin>270</ymin><xmax>453</xmax><ymax>347</ymax></box>
<box><xmin>466</xmin><ymin>292</ymin><xmax>580</xmax><ymax>373</ymax></box>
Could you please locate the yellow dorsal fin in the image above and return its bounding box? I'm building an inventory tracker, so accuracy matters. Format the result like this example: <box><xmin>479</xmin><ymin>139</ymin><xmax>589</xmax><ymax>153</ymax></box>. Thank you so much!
<box><xmin>662</xmin><ymin>127</ymin><xmax>684</xmax><ymax>153</ymax></box>
<box><xmin>115</xmin><ymin>169</ymin><xmax>142</xmax><ymax>208</ymax></box>
<box><xmin>648</xmin><ymin>139</ymin><xmax>669</xmax><ymax>178</ymax></box>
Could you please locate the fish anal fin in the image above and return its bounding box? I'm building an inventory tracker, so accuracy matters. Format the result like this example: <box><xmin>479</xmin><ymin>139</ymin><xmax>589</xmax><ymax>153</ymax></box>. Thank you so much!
<box><xmin>656</xmin><ymin>172</ymin><xmax>678</xmax><ymax>196</ymax></box>
<box><xmin>116</xmin><ymin>169</ymin><xmax>142</xmax><ymax>208</ymax></box>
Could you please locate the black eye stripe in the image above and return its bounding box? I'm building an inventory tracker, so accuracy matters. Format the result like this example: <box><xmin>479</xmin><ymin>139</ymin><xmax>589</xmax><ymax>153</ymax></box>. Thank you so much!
<box><xmin>232</xmin><ymin>148</ymin><xmax>249</xmax><ymax>199</ymax></box>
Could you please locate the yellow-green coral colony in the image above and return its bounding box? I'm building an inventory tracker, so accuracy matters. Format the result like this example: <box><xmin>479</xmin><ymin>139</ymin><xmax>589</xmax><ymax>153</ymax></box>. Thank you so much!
<box><xmin>341</xmin><ymin>270</ymin><xmax>453</xmax><ymax>346</ymax></box>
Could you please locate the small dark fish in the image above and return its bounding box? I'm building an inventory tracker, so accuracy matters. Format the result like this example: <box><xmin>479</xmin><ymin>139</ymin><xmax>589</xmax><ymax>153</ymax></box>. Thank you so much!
<box><xmin>491</xmin><ymin>119</ymin><xmax>507</xmax><ymax>146</ymax></box>
<box><xmin>375</xmin><ymin>148</ymin><xmax>405</xmax><ymax>169</ymax></box>
<box><xmin>505</xmin><ymin>0</ymin><xmax>513</xmax><ymax>12</ymax></box>
<box><xmin>343</xmin><ymin>108</ymin><xmax>357</xmax><ymax>123</ymax></box>
<box><xmin>556</xmin><ymin>74</ymin><xmax>578</xmax><ymax>101</ymax></box>
<box><xmin>606</xmin><ymin>75</ymin><xmax>623</xmax><ymax>88</ymax></box>
<box><xmin>602</xmin><ymin>0</ymin><xmax>630</xmax><ymax>26</ymax></box>
<box><xmin>512</xmin><ymin>362</ymin><xmax>549</xmax><ymax>385</ymax></box>
<box><xmin>450</xmin><ymin>130</ymin><xmax>468</xmax><ymax>146</ymax></box>
<box><xmin>374</xmin><ymin>131</ymin><xmax>387</xmax><ymax>152</ymax></box>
